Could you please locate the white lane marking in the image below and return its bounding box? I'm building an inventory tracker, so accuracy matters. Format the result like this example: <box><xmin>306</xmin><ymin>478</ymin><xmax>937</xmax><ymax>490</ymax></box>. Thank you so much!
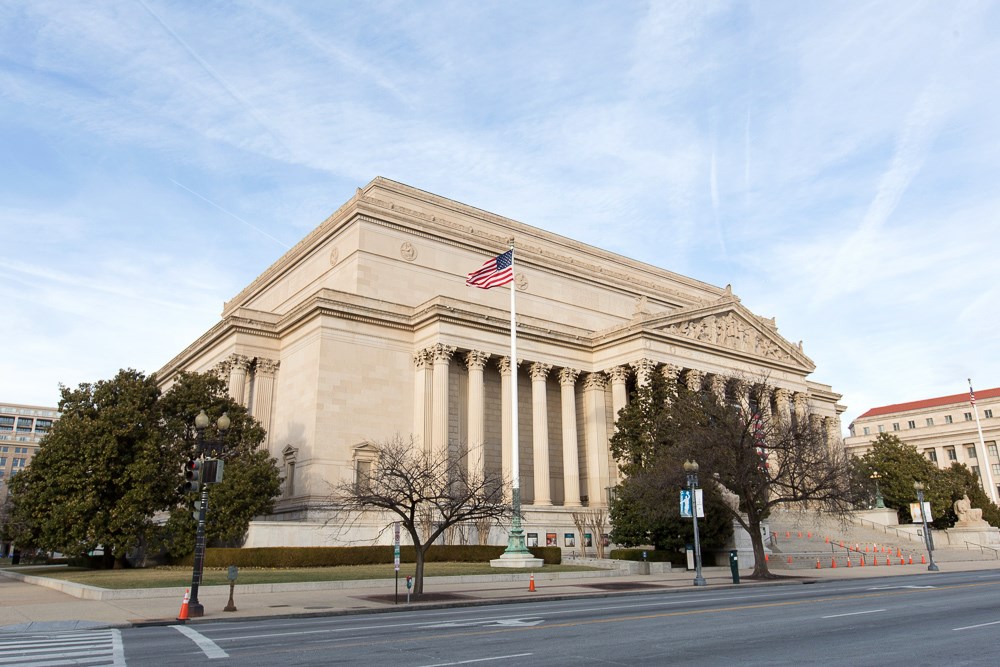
<box><xmin>171</xmin><ymin>625</ymin><xmax>229</xmax><ymax>659</ymax></box>
<box><xmin>953</xmin><ymin>620</ymin><xmax>1000</xmax><ymax>631</ymax></box>
<box><xmin>821</xmin><ymin>609</ymin><xmax>885</xmax><ymax>619</ymax></box>
<box><xmin>419</xmin><ymin>653</ymin><xmax>533</xmax><ymax>667</ymax></box>
<box><xmin>420</xmin><ymin>618</ymin><xmax>543</xmax><ymax>629</ymax></box>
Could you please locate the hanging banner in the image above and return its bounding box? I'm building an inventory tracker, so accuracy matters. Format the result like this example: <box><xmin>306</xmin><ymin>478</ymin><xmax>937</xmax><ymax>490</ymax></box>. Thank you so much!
<box><xmin>680</xmin><ymin>489</ymin><xmax>704</xmax><ymax>518</ymax></box>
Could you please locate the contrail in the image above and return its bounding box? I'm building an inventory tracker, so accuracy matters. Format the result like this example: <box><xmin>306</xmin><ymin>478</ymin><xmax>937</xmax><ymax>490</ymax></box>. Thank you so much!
<box><xmin>170</xmin><ymin>179</ymin><xmax>291</xmax><ymax>249</ymax></box>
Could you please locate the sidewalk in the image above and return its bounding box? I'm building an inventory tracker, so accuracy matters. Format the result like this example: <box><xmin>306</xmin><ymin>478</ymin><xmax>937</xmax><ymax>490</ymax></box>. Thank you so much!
<box><xmin>3</xmin><ymin>559</ymin><xmax>998</xmax><ymax>632</ymax></box>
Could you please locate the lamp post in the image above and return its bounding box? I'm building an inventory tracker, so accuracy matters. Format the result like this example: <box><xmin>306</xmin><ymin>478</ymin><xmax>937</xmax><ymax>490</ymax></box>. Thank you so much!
<box><xmin>870</xmin><ymin>471</ymin><xmax>885</xmax><ymax>509</ymax></box>
<box><xmin>684</xmin><ymin>459</ymin><xmax>707</xmax><ymax>586</ymax></box>
<box><xmin>187</xmin><ymin>410</ymin><xmax>230</xmax><ymax>618</ymax></box>
<box><xmin>913</xmin><ymin>481</ymin><xmax>939</xmax><ymax>572</ymax></box>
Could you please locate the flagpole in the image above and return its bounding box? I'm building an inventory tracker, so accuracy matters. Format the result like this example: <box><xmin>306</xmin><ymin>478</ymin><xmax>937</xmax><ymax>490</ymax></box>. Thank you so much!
<box><xmin>969</xmin><ymin>379</ymin><xmax>998</xmax><ymax>503</ymax></box>
<box><xmin>502</xmin><ymin>240</ymin><xmax>531</xmax><ymax>557</ymax></box>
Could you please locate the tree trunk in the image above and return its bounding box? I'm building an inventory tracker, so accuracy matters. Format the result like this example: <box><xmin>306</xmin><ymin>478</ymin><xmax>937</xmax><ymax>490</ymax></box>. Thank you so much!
<box><xmin>413</xmin><ymin>545</ymin><xmax>427</xmax><ymax>596</ymax></box>
<box><xmin>746</xmin><ymin>516</ymin><xmax>776</xmax><ymax>579</ymax></box>
<box><xmin>102</xmin><ymin>551</ymin><xmax>115</xmax><ymax>570</ymax></box>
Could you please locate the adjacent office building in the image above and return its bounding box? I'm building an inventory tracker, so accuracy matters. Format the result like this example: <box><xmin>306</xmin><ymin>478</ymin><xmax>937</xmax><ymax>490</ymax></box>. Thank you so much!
<box><xmin>845</xmin><ymin>387</ymin><xmax>1000</xmax><ymax>503</ymax></box>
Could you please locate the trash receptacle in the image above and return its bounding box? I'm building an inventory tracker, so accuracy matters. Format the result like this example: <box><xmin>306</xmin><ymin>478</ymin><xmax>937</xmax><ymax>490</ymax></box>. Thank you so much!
<box><xmin>729</xmin><ymin>550</ymin><xmax>740</xmax><ymax>584</ymax></box>
<box><xmin>686</xmin><ymin>544</ymin><xmax>695</xmax><ymax>571</ymax></box>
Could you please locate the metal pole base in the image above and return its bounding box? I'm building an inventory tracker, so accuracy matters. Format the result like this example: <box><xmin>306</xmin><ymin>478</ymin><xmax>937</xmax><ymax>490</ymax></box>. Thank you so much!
<box><xmin>187</xmin><ymin>602</ymin><xmax>205</xmax><ymax>618</ymax></box>
<box><xmin>693</xmin><ymin>576</ymin><xmax>707</xmax><ymax>586</ymax></box>
<box><xmin>927</xmin><ymin>563</ymin><xmax>940</xmax><ymax>571</ymax></box>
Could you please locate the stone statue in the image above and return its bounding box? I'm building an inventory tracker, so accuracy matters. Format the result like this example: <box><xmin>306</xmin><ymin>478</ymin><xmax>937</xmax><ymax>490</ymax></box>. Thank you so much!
<box><xmin>953</xmin><ymin>494</ymin><xmax>987</xmax><ymax>527</ymax></box>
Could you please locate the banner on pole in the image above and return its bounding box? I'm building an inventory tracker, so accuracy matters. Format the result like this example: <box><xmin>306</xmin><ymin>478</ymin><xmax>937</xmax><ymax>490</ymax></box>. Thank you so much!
<box><xmin>680</xmin><ymin>489</ymin><xmax>704</xmax><ymax>518</ymax></box>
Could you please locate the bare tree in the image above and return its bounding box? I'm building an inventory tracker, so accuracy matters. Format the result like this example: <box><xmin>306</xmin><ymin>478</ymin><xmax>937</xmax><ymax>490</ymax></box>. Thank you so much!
<box><xmin>330</xmin><ymin>435</ymin><xmax>512</xmax><ymax>595</ymax></box>
<box><xmin>571</xmin><ymin>512</ymin><xmax>589</xmax><ymax>558</ymax></box>
<box><xmin>588</xmin><ymin>509</ymin><xmax>608</xmax><ymax>559</ymax></box>
<box><xmin>472</xmin><ymin>515</ymin><xmax>496</xmax><ymax>546</ymax></box>
<box><xmin>670</xmin><ymin>377</ymin><xmax>854</xmax><ymax>578</ymax></box>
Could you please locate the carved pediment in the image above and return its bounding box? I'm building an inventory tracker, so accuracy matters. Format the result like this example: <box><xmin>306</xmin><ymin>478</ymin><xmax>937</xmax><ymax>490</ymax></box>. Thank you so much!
<box><xmin>650</xmin><ymin>302</ymin><xmax>813</xmax><ymax>368</ymax></box>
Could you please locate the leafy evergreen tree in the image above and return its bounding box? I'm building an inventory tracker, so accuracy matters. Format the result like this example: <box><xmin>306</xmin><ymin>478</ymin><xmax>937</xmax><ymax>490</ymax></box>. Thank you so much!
<box><xmin>608</xmin><ymin>372</ymin><xmax>733</xmax><ymax>555</ymax></box>
<box><xmin>856</xmin><ymin>433</ymin><xmax>951</xmax><ymax>526</ymax></box>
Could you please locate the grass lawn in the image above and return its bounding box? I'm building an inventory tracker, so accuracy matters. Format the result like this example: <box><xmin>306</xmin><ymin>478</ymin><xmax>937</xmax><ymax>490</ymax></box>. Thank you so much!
<box><xmin>5</xmin><ymin>562</ymin><xmax>602</xmax><ymax>589</ymax></box>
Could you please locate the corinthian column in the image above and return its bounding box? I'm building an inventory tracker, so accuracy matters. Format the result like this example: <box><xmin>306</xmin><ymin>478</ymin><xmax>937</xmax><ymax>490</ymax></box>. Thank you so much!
<box><xmin>773</xmin><ymin>388</ymin><xmax>790</xmax><ymax>422</ymax></box>
<box><xmin>498</xmin><ymin>356</ymin><xmax>518</xmax><ymax>500</ymax></box>
<box><xmin>530</xmin><ymin>362</ymin><xmax>552</xmax><ymax>506</ymax></box>
<box><xmin>465</xmin><ymin>350</ymin><xmax>490</xmax><ymax>480</ymax></box>
<box><xmin>559</xmin><ymin>368</ymin><xmax>582</xmax><ymax>506</ymax></box>
<box><xmin>227</xmin><ymin>354</ymin><xmax>251</xmax><ymax>405</ymax></box>
<box><xmin>413</xmin><ymin>349</ymin><xmax>432</xmax><ymax>452</ymax></box>
<box><xmin>583</xmin><ymin>372</ymin><xmax>610</xmax><ymax>507</ymax></box>
<box><xmin>608</xmin><ymin>366</ymin><xmax>630</xmax><ymax>429</ymax></box>
<box><xmin>684</xmin><ymin>369</ymin><xmax>703</xmax><ymax>392</ymax></box>
<box><xmin>253</xmin><ymin>358</ymin><xmax>279</xmax><ymax>448</ymax></box>
<box><xmin>432</xmin><ymin>344</ymin><xmax>456</xmax><ymax>459</ymax></box>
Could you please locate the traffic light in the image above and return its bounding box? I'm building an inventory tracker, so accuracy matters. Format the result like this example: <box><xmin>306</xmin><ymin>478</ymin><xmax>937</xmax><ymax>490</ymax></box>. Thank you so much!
<box><xmin>184</xmin><ymin>459</ymin><xmax>203</xmax><ymax>493</ymax></box>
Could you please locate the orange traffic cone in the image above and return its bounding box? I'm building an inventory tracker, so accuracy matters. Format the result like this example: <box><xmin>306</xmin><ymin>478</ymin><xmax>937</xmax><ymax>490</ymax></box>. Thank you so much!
<box><xmin>839</xmin><ymin>541</ymin><xmax>845</xmax><ymax>548</ymax></box>
<box><xmin>176</xmin><ymin>589</ymin><xmax>190</xmax><ymax>621</ymax></box>
<box><xmin>528</xmin><ymin>573</ymin><xmax>536</xmax><ymax>592</ymax></box>
<box><xmin>846</xmin><ymin>558</ymin><xmax>852</xmax><ymax>568</ymax></box>
<box><xmin>831</xmin><ymin>557</ymin><xmax>837</xmax><ymax>568</ymax></box>
<box><xmin>816</xmin><ymin>559</ymin><xmax>821</xmax><ymax>569</ymax></box>
<box><xmin>860</xmin><ymin>556</ymin><xmax>865</xmax><ymax>567</ymax></box>
<box><xmin>908</xmin><ymin>555</ymin><xmax>913</xmax><ymax>565</ymax></box>
<box><xmin>797</xmin><ymin>531</ymin><xmax>802</xmax><ymax>538</ymax></box>
<box><xmin>865</xmin><ymin>545</ymin><xmax>870</xmax><ymax>553</ymax></box>
<box><xmin>921</xmin><ymin>554</ymin><xmax>927</xmax><ymax>564</ymax></box>
<box><xmin>872</xmin><ymin>555</ymin><xmax>878</xmax><ymax>566</ymax></box>
<box><xmin>900</xmin><ymin>557</ymin><xmax>905</xmax><ymax>565</ymax></box>
<box><xmin>825</xmin><ymin>536</ymin><xmax>830</xmax><ymax>544</ymax></box>
<box><xmin>807</xmin><ymin>532</ymin><xmax>812</xmax><ymax>538</ymax></box>
<box><xmin>885</xmin><ymin>557</ymin><xmax>891</xmax><ymax>566</ymax></box>
<box><xmin>765</xmin><ymin>553</ymin><xmax>769</xmax><ymax>562</ymax></box>
<box><xmin>787</xmin><ymin>555</ymin><xmax>793</xmax><ymax>564</ymax></box>
<box><xmin>786</xmin><ymin>531</ymin><xmax>791</xmax><ymax>538</ymax></box>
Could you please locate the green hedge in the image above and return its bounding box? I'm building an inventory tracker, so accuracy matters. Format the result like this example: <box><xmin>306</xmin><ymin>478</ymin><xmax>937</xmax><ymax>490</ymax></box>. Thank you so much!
<box><xmin>173</xmin><ymin>545</ymin><xmax>561</xmax><ymax>568</ymax></box>
<box><xmin>610</xmin><ymin>548</ymin><xmax>685</xmax><ymax>565</ymax></box>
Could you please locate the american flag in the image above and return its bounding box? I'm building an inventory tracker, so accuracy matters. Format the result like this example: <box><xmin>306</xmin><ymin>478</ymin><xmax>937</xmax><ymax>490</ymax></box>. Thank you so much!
<box><xmin>970</xmin><ymin>384</ymin><xmax>977</xmax><ymax>405</ymax></box>
<box><xmin>466</xmin><ymin>249</ymin><xmax>513</xmax><ymax>289</ymax></box>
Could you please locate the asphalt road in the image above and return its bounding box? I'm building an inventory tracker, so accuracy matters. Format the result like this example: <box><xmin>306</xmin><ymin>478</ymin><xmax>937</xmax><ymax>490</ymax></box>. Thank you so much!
<box><xmin>6</xmin><ymin>570</ymin><xmax>999</xmax><ymax>666</ymax></box>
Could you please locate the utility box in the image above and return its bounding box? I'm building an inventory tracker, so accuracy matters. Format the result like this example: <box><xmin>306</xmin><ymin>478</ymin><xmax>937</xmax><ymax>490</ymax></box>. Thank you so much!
<box><xmin>686</xmin><ymin>544</ymin><xmax>695</xmax><ymax>570</ymax></box>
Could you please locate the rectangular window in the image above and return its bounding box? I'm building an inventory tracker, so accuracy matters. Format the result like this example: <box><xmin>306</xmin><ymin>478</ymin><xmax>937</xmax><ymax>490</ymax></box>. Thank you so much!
<box><xmin>947</xmin><ymin>448</ymin><xmax>957</xmax><ymax>461</ymax></box>
<box><xmin>0</xmin><ymin>457</ymin><xmax>6</xmax><ymax>466</ymax></box>
<box><xmin>988</xmin><ymin>442</ymin><xmax>998</xmax><ymax>458</ymax></box>
<box><xmin>993</xmin><ymin>464</ymin><xmax>1000</xmax><ymax>476</ymax></box>
<box><xmin>34</xmin><ymin>419</ymin><xmax>53</xmax><ymax>432</ymax></box>
<box><xmin>16</xmin><ymin>418</ymin><xmax>32</xmax><ymax>433</ymax></box>
<box><xmin>925</xmin><ymin>450</ymin><xmax>938</xmax><ymax>462</ymax></box>
<box><xmin>0</xmin><ymin>416</ymin><xmax>12</xmax><ymax>431</ymax></box>
<box><xmin>11</xmin><ymin>458</ymin><xmax>26</xmax><ymax>468</ymax></box>
<box><xmin>892</xmin><ymin>423</ymin><xmax>900</xmax><ymax>431</ymax></box>
<box><xmin>968</xmin><ymin>446</ymin><xmax>977</xmax><ymax>458</ymax></box>
<box><xmin>965</xmin><ymin>412</ymin><xmax>973</xmax><ymax>421</ymax></box>
<box><xmin>986</xmin><ymin>409</ymin><xmax>994</xmax><ymax>418</ymax></box>
<box><xmin>863</xmin><ymin>427</ymin><xmax>870</xmax><ymax>435</ymax></box>
<box><xmin>945</xmin><ymin>415</ymin><xmax>953</xmax><ymax>424</ymax></box>
<box><xmin>925</xmin><ymin>417</ymin><xmax>934</xmax><ymax>426</ymax></box>
<box><xmin>972</xmin><ymin>466</ymin><xmax>980</xmax><ymax>479</ymax></box>
<box><xmin>877</xmin><ymin>425</ymin><xmax>885</xmax><ymax>433</ymax></box>
<box><xmin>908</xmin><ymin>420</ymin><xmax>916</xmax><ymax>429</ymax></box>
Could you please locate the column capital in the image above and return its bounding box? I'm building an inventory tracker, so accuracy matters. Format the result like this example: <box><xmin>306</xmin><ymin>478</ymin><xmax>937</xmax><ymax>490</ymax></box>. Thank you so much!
<box><xmin>497</xmin><ymin>356</ymin><xmax>520</xmax><ymax>375</ymax></box>
<box><xmin>414</xmin><ymin>348</ymin><xmax>432</xmax><ymax>369</ymax></box>
<box><xmin>584</xmin><ymin>372</ymin><xmax>607</xmax><ymax>391</ymax></box>
<box><xmin>630</xmin><ymin>358</ymin><xmax>657</xmax><ymax>385</ymax></box>
<box><xmin>607</xmin><ymin>365</ymin><xmax>630</xmax><ymax>384</ymax></box>
<box><xmin>465</xmin><ymin>350</ymin><xmax>490</xmax><ymax>371</ymax></box>
<box><xmin>229</xmin><ymin>353</ymin><xmax>252</xmax><ymax>371</ymax></box>
<box><xmin>558</xmin><ymin>368</ymin><xmax>580</xmax><ymax>386</ymax></box>
<box><xmin>432</xmin><ymin>343</ymin><xmax>456</xmax><ymax>363</ymax></box>
<box><xmin>661</xmin><ymin>363</ymin><xmax>682</xmax><ymax>381</ymax></box>
<box><xmin>530</xmin><ymin>362</ymin><xmax>552</xmax><ymax>381</ymax></box>
<box><xmin>684</xmin><ymin>368</ymin><xmax>703</xmax><ymax>391</ymax></box>
<box><xmin>256</xmin><ymin>358</ymin><xmax>280</xmax><ymax>376</ymax></box>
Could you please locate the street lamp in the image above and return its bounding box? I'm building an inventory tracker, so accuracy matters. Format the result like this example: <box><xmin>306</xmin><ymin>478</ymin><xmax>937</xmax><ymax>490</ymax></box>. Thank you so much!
<box><xmin>186</xmin><ymin>410</ymin><xmax>230</xmax><ymax>618</ymax></box>
<box><xmin>912</xmin><ymin>481</ymin><xmax>939</xmax><ymax>572</ymax></box>
<box><xmin>684</xmin><ymin>459</ymin><xmax>707</xmax><ymax>586</ymax></box>
<box><xmin>870</xmin><ymin>471</ymin><xmax>885</xmax><ymax>509</ymax></box>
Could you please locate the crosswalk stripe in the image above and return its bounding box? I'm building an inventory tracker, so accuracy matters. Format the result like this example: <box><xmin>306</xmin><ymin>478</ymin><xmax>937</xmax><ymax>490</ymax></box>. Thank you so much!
<box><xmin>0</xmin><ymin>629</ymin><xmax>125</xmax><ymax>667</ymax></box>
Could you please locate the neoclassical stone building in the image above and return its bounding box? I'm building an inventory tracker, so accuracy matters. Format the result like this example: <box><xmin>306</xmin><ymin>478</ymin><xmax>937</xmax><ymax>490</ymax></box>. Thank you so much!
<box><xmin>157</xmin><ymin>177</ymin><xmax>845</xmax><ymax>547</ymax></box>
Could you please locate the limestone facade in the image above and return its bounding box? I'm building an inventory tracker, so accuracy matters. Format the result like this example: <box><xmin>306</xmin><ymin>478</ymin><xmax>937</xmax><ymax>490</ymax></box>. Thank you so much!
<box><xmin>156</xmin><ymin>177</ymin><xmax>844</xmax><ymax>547</ymax></box>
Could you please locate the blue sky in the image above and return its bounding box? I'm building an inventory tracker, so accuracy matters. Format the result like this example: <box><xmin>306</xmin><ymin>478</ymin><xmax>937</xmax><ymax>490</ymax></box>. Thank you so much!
<box><xmin>2</xmin><ymin>1</ymin><xmax>998</xmax><ymax>429</ymax></box>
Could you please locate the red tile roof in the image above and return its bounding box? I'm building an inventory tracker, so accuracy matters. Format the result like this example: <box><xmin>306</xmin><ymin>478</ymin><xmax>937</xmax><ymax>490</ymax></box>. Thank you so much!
<box><xmin>856</xmin><ymin>387</ymin><xmax>1000</xmax><ymax>420</ymax></box>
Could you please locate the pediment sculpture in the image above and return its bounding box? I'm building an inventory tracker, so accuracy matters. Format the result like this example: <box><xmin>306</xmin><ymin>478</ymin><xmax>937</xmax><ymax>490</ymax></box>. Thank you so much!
<box><xmin>663</xmin><ymin>311</ymin><xmax>793</xmax><ymax>361</ymax></box>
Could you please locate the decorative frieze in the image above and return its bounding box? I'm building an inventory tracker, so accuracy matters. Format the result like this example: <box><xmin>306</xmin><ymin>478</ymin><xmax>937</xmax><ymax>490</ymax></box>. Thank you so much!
<box><xmin>664</xmin><ymin>312</ymin><xmax>792</xmax><ymax>361</ymax></box>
